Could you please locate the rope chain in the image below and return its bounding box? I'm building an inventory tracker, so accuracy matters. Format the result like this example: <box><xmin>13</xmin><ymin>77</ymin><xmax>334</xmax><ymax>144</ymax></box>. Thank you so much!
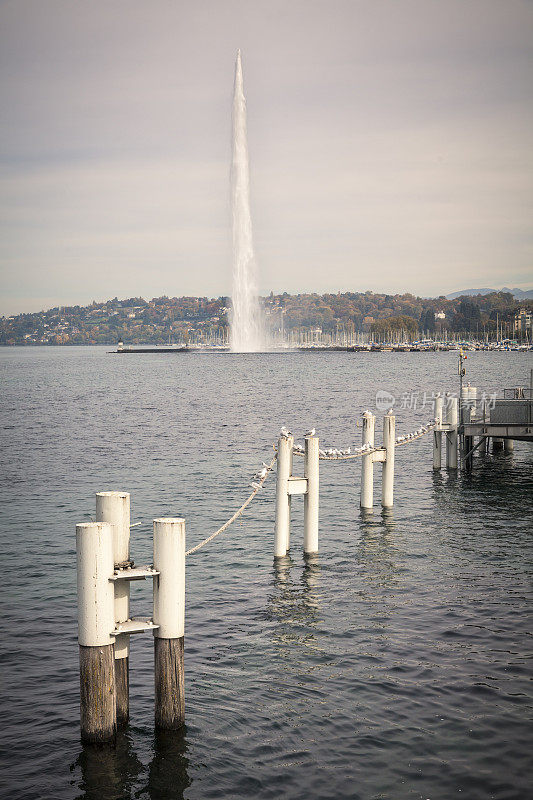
<box><xmin>289</xmin><ymin>419</ymin><xmax>438</xmax><ymax>460</ymax></box>
<box><xmin>126</xmin><ymin>416</ymin><xmax>438</xmax><ymax>557</ymax></box>
<box><xmin>185</xmin><ymin>454</ymin><xmax>277</xmax><ymax>556</ymax></box>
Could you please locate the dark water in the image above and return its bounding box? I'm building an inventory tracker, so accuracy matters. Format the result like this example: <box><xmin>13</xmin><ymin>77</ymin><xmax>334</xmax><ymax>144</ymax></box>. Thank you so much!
<box><xmin>1</xmin><ymin>347</ymin><xmax>532</xmax><ymax>800</ymax></box>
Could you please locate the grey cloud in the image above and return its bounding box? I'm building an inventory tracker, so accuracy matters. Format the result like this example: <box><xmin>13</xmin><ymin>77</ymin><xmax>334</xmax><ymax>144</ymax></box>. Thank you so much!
<box><xmin>1</xmin><ymin>0</ymin><xmax>532</xmax><ymax>313</ymax></box>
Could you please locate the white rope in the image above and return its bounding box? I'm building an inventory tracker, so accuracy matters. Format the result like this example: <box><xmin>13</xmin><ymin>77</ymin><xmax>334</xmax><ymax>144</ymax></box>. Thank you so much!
<box><xmin>185</xmin><ymin>454</ymin><xmax>277</xmax><ymax>556</ymax></box>
<box><xmin>394</xmin><ymin>419</ymin><xmax>437</xmax><ymax>447</ymax></box>
<box><xmin>290</xmin><ymin>419</ymin><xmax>437</xmax><ymax>459</ymax></box>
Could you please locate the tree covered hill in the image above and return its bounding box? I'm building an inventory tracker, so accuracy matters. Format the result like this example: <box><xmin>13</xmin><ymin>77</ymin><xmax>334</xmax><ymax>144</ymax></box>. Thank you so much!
<box><xmin>1</xmin><ymin>290</ymin><xmax>529</xmax><ymax>345</ymax></box>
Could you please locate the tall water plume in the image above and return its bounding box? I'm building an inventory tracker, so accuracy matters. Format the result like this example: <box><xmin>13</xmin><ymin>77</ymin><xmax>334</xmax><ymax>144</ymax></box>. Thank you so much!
<box><xmin>230</xmin><ymin>50</ymin><xmax>265</xmax><ymax>352</ymax></box>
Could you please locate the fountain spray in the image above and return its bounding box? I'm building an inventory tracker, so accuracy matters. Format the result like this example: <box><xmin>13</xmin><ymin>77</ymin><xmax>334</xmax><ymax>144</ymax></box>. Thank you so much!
<box><xmin>230</xmin><ymin>50</ymin><xmax>265</xmax><ymax>352</ymax></box>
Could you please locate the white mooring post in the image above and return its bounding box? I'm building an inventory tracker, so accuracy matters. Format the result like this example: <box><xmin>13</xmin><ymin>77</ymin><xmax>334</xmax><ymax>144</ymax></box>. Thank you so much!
<box><xmin>381</xmin><ymin>412</ymin><xmax>395</xmax><ymax>508</ymax></box>
<box><xmin>360</xmin><ymin>411</ymin><xmax>375</xmax><ymax>509</ymax></box>
<box><xmin>433</xmin><ymin>394</ymin><xmax>443</xmax><ymax>470</ymax></box>
<box><xmin>96</xmin><ymin>491</ymin><xmax>130</xmax><ymax>726</ymax></box>
<box><xmin>76</xmin><ymin>522</ymin><xmax>116</xmax><ymax>744</ymax></box>
<box><xmin>274</xmin><ymin>435</ymin><xmax>293</xmax><ymax>557</ymax></box>
<box><xmin>446</xmin><ymin>396</ymin><xmax>458</xmax><ymax>469</ymax></box>
<box><xmin>303</xmin><ymin>435</ymin><xmax>319</xmax><ymax>554</ymax></box>
<box><xmin>153</xmin><ymin>518</ymin><xmax>186</xmax><ymax>730</ymax></box>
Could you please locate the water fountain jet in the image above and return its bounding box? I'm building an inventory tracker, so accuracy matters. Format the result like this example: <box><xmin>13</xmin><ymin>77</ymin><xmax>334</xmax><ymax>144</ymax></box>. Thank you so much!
<box><xmin>230</xmin><ymin>50</ymin><xmax>266</xmax><ymax>352</ymax></box>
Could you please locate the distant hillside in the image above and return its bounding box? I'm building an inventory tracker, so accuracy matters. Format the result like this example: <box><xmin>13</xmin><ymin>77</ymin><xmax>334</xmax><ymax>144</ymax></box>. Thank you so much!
<box><xmin>502</xmin><ymin>287</ymin><xmax>533</xmax><ymax>300</ymax></box>
<box><xmin>2</xmin><ymin>289</ymin><xmax>531</xmax><ymax>345</ymax></box>
<box><xmin>447</xmin><ymin>287</ymin><xmax>533</xmax><ymax>300</ymax></box>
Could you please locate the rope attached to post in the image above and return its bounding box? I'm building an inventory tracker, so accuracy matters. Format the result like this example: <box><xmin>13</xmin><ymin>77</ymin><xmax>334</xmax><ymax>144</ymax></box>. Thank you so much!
<box><xmin>289</xmin><ymin>419</ymin><xmax>437</xmax><ymax>459</ymax></box>
<box><xmin>185</xmin><ymin>454</ymin><xmax>277</xmax><ymax>556</ymax></box>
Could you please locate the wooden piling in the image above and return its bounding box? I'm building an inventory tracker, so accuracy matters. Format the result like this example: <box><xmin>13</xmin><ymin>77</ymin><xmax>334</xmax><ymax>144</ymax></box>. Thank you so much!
<box><xmin>76</xmin><ymin>522</ymin><xmax>117</xmax><ymax>743</ymax></box>
<box><xmin>96</xmin><ymin>491</ymin><xmax>131</xmax><ymax>725</ymax></box>
<box><xmin>79</xmin><ymin>644</ymin><xmax>117</xmax><ymax>744</ymax></box>
<box><xmin>153</xmin><ymin>518</ymin><xmax>186</xmax><ymax>730</ymax></box>
<box><xmin>154</xmin><ymin>638</ymin><xmax>185</xmax><ymax>729</ymax></box>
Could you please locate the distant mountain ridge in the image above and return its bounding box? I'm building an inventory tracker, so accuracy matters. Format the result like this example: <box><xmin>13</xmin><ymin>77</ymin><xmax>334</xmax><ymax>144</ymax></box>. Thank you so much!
<box><xmin>446</xmin><ymin>287</ymin><xmax>533</xmax><ymax>300</ymax></box>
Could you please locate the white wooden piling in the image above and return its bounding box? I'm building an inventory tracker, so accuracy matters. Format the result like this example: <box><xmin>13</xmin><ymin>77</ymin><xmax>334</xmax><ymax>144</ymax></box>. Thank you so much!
<box><xmin>381</xmin><ymin>412</ymin><xmax>395</xmax><ymax>508</ymax></box>
<box><xmin>433</xmin><ymin>394</ymin><xmax>443</xmax><ymax>470</ymax></box>
<box><xmin>360</xmin><ymin>411</ymin><xmax>375</xmax><ymax>509</ymax></box>
<box><xmin>274</xmin><ymin>435</ymin><xmax>293</xmax><ymax>557</ymax></box>
<box><xmin>76</xmin><ymin>521</ymin><xmax>116</xmax><ymax>743</ymax></box>
<box><xmin>153</xmin><ymin>518</ymin><xmax>186</xmax><ymax>729</ymax></box>
<box><xmin>96</xmin><ymin>491</ymin><xmax>130</xmax><ymax>725</ymax></box>
<box><xmin>303</xmin><ymin>435</ymin><xmax>319</xmax><ymax>554</ymax></box>
<box><xmin>446</xmin><ymin>396</ymin><xmax>458</xmax><ymax>469</ymax></box>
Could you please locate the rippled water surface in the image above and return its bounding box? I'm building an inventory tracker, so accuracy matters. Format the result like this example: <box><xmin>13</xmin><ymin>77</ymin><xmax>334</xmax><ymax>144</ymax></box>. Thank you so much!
<box><xmin>1</xmin><ymin>347</ymin><xmax>532</xmax><ymax>800</ymax></box>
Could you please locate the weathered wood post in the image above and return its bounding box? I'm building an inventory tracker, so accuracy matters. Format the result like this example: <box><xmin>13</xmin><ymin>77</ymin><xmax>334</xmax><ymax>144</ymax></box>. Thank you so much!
<box><xmin>96</xmin><ymin>491</ymin><xmax>130</xmax><ymax>725</ymax></box>
<box><xmin>303</xmin><ymin>434</ymin><xmax>319</xmax><ymax>554</ymax></box>
<box><xmin>153</xmin><ymin>518</ymin><xmax>186</xmax><ymax>730</ymax></box>
<box><xmin>446</xmin><ymin>396</ymin><xmax>458</xmax><ymax>469</ymax></box>
<box><xmin>360</xmin><ymin>411</ymin><xmax>375</xmax><ymax>509</ymax></box>
<box><xmin>274</xmin><ymin>435</ymin><xmax>293</xmax><ymax>557</ymax></box>
<box><xmin>381</xmin><ymin>411</ymin><xmax>395</xmax><ymax>508</ymax></box>
<box><xmin>433</xmin><ymin>394</ymin><xmax>443</xmax><ymax>469</ymax></box>
<box><xmin>76</xmin><ymin>522</ymin><xmax>117</xmax><ymax>744</ymax></box>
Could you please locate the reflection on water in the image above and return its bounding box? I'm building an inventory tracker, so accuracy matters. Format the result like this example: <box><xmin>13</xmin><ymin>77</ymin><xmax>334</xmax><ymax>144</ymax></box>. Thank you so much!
<box><xmin>74</xmin><ymin>728</ymin><xmax>191</xmax><ymax>800</ymax></box>
<box><xmin>356</xmin><ymin>511</ymin><xmax>402</xmax><ymax>604</ymax></box>
<box><xmin>359</xmin><ymin>507</ymin><xmax>396</xmax><ymax>534</ymax></box>
<box><xmin>266</xmin><ymin>554</ymin><xmax>323</xmax><ymax>656</ymax></box>
<box><xmin>4</xmin><ymin>349</ymin><xmax>532</xmax><ymax>800</ymax></box>
<box><xmin>75</xmin><ymin>731</ymin><xmax>143</xmax><ymax>800</ymax></box>
<box><xmin>147</xmin><ymin>729</ymin><xmax>191</xmax><ymax>800</ymax></box>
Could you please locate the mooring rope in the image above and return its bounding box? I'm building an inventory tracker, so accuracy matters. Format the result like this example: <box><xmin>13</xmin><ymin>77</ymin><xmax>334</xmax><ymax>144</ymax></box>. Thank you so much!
<box><xmin>289</xmin><ymin>419</ymin><xmax>437</xmax><ymax>459</ymax></box>
<box><xmin>122</xmin><ymin>418</ymin><xmax>438</xmax><ymax>555</ymax></box>
<box><xmin>394</xmin><ymin>420</ymin><xmax>437</xmax><ymax>447</ymax></box>
<box><xmin>185</xmin><ymin>454</ymin><xmax>278</xmax><ymax>556</ymax></box>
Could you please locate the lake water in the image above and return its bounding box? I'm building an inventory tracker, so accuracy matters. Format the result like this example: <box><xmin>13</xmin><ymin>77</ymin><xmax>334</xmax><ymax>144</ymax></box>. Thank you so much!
<box><xmin>1</xmin><ymin>347</ymin><xmax>532</xmax><ymax>800</ymax></box>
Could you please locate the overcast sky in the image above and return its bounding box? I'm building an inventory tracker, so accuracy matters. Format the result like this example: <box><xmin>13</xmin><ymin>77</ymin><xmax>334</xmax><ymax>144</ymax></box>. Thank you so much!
<box><xmin>1</xmin><ymin>0</ymin><xmax>532</xmax><ymax>314</ymax></box>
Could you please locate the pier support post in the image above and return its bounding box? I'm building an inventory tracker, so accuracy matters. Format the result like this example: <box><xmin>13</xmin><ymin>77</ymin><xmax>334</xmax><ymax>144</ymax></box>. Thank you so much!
<box><xmin>382</xmin><ymin>412</ymin><xmax>395</xmax><ymax>508</ymax></box>
<box><xmin>96</xmin><ymin>491</ymin><xmax>131</xmax><ymax>725</ymax></box>
<box><xmin>433</xmin><ymin>394</ymin><xmax>443</xmax><ymax>470</ymax></box>
<box><xmin>445</xmin><ymin>396</ymin><xmax>458</xmax><ymax>470</ymax></box>
<box><xmin>153</xmin><ymin>518</ymin><xmax>186</xmax><ymax>730</ymax></box>
<box><xmin>462</xmin><ymin>404</ymin><xmax>473</xmax><ymax>470</ymax></box>
<box><xmin>492</xmin><ymin>437</ymin><xmax>504</xmax><ymax>451</ymax></box>
<box><xmin>504</xmin><ymin>439</ymin><xmax>514</xmax><ymax>453</ymax></box>
<box><xmin>303</xmin><ymin>435</ymin><xmax>319</xmax><ymax>554</ymax></box>
<box><xmin>76</xmin><ymin>522</ymin><xmax>117</xmax><ymax>744</ymax></box>
<box><xmin>274</xmin><ymin>436</ymin><xmax>293</xmax><ymax>557</ymax></box>
<box><xmin>360</xmin><ymin>411</ymin><xmax>375</xmax><ymax>509</ymax></box>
